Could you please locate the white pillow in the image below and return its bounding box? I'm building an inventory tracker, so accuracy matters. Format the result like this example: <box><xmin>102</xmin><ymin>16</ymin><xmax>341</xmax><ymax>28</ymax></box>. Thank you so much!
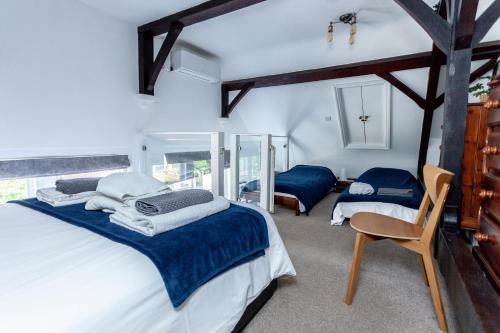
<box><xmin>96</xmin><ymin>172</ymin><xmax>170</xmax><ymax>201</ymax></box>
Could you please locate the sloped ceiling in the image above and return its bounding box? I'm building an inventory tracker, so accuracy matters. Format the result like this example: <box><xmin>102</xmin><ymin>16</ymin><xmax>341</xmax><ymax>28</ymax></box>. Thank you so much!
<box><xmin>78</xmin><ymin>0</ymin><xmax>499</xmax><ymax>79</ymax></box>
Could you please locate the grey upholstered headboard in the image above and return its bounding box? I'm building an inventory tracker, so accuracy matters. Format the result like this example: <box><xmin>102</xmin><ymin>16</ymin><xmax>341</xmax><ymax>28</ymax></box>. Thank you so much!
<box><xmin>0</xmin><ymin>155</ymin><xmax>130</xmax><ymax>180</ymax></box>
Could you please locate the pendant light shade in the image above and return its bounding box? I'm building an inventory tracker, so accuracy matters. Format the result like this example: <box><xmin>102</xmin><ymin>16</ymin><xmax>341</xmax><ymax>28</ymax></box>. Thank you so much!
<box><xmin>327</xmin><ymin>21</ymin><xmax>334</xmax><ymax>44</ymax></box>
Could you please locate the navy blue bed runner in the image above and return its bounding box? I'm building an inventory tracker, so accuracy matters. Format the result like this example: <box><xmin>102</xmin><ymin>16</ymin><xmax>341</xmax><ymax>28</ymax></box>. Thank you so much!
<box><xmin>332</xmin><ymin>168</ymin><xmax>424</xmax><ymax>215</ymax></box>
<box><xmin>12</xmin><ymin>199</ymin><xmax>269</xmax><ymax>308</ymax></box>
<box><xmin>242</xmin><ymin>165</ymin><xmax>336</xmax><ymax>213</ymax></box>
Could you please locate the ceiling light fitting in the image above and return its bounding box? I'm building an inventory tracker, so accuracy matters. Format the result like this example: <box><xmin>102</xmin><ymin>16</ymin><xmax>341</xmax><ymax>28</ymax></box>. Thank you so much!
<box><xmin>327</xmin><ymin>12</ymin><xmax>358</xmax><ymax>46</ymax></box>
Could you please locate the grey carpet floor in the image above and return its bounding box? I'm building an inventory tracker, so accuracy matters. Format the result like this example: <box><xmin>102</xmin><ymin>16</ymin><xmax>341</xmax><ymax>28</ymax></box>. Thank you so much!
<box><xmin>244</xmin><ymin>192</ymin><xmax>459</xmax><ymax>333</ymax></box>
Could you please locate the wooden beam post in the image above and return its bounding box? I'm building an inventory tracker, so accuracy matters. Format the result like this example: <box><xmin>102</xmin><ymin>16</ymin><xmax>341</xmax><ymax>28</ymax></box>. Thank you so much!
<box><xmin>146</xmin><ymin>21</ymin><xmax>184</xmax><ymax>93</ymax></box>
<box><xmin>417</xmin><ymin>45</ymin><xmax>445</xmax><ymax>178</ymax></box>
<box><xmin>417</xmin><ymin>0</ymin><xmax>447</xmax><ymax>178</ymax></box>
<box><xmin>439</xmin><ymin>0</ymin><xmax>479</xmax><ymax>226</ymax></box>
<box><xmin>377</xmin><ymin>73</ymin><xmax>426</xmax><ymax>109</ymax></box>
<box><xmin>228</xmin><ymin>83</ymin><xmax>254</xmax><ymax>115</ymax></box>
<box><xmin>221</xmin><ymin>82</ymin><xmax>254</xmax><ymax>117</ymax></box>
<box><xmin>138</xmin><ymin>32</ymin><xmax>154</xmax><ymax>95</ymax></box>
<box><xmin>221</xmin><ymin>84</ymin><xmax>230</xmax><ymax>118</ymax></box>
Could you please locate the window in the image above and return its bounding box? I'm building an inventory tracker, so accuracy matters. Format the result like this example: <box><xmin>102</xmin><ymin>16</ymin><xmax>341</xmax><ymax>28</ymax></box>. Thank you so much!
<box><xmin>0</xmin><ymin>179</ymin><xmax>29</xmax><ymax>203</ymax></box>
<box><xmin>0</xmin><ymin>169</ymin><xmax>127</xmax><ymax>204</ymax></box>
<box><xmin>0</xmin><ymin>154</ymin><xmax>131</xmax><ymax>203</ymax></box>
<box><xmin>151</xmin><ymin>157</ymin><xmax>213</xmax><ymax>191</ymax></box>
<box><xmin>143</xmin><ymin>133</ymin><xmax>228</xmax><ymax>195</ymax></box>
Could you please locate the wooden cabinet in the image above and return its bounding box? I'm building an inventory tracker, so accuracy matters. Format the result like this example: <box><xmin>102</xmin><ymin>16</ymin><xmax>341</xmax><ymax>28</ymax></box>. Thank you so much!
<box><xmin>461</xmin><ymin>104</ymin><xmax>489</xmax><ymax>229</ymax></box>
<box><xmin>334</xmin><ymin>178</ymin><xmax>356</xmax><ymax>193</ymax></box>
<box><xmin>473</xmin><ymin>76</ymin><xmax>500</xmax><ymax>289</ymax></box>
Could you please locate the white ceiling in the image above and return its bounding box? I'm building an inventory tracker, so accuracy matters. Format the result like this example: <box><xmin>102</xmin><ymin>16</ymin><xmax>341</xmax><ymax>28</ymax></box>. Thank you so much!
<box><xmin>78</xmin><ymin>0</ymin><xmax>499</xmax><ymax>77</ymax></box>
<box><xmin>79</xmin><ymin>0</ymin><xmax>439</xmax><ymax>57</ymax></box>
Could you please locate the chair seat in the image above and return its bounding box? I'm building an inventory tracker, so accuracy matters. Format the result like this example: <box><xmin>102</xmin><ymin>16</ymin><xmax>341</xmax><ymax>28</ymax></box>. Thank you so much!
<box><xmin>350</xmin><ymin>212</ymin><xmax>424</xmax><ymax>240</ymax></box>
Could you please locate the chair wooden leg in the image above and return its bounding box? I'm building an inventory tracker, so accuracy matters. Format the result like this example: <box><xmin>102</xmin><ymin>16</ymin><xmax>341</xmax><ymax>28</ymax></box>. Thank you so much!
<box><xmin>345</xmin><ymin>232</ymin><xmax>369</xmax><ymax>305</ymax></box>
<box><xmin>419</xmin><ymin>255</ymin><xmax>429</xmax><ymax>287</ymax></box>
<box><xmin>422</xmin><ymin>249</ymin><xmax>448</xmax><ymax>332</ymax></box>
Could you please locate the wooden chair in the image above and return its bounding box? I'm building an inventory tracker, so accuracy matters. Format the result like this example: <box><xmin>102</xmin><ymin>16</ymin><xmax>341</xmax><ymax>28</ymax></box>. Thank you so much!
<box><xmin>344</xmin><ymin>165</ymin><xmax>454</xmax><ymax>332</ymax></box>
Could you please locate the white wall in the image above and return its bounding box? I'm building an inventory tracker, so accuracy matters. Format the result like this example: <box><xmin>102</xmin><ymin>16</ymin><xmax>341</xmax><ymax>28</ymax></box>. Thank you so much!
<box><xmin>4</xmin><ymin>0</ymin><xmax>494</xmax><ymax>180</ymax></box>
<box><xmin>143</xmin><ymin>60</ymin><xmax>430</xmax><ymax>178</ymax></box>
<box><xmin>224</xmin><ymin>75</ymin><xmax>424</xmax><ymax>178</ymax></box>
<box><xmin>0</xmin><ymin>0</ymin><xmax>141</xmax><ymax>159</ymax></box>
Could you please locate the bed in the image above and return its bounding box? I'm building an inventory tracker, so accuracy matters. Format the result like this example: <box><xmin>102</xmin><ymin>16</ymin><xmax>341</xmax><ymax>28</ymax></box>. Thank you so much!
<box><xmin>241</xmin><ymin>165</ymin><xmax>337</xmax><ymax>215</ymax></box>
<box><xmin>331</xmin><ymin>167</ymin><xmax>424</xmax><ymax>225</ymax></box>
<box><xmin>0</xmin><ymin>200</ymin><xmax>295</xmax><ymax>333</ymax></box>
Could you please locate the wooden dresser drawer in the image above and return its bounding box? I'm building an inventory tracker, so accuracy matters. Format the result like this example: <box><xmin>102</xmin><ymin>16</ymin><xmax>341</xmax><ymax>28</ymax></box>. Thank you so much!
<box><xmin>474</xmin><ymin>213</ymin><xmax>500</xmax><ymax>288</ymax></box>
<box><xmin>482</xmin><ymin>174</ymin><xmax>500</xmax><ymax>222</ymax></box>
<box><xmin>474</xmin><ymin>76</ymin><xmax>500</xmax><ymax>291</ymax></box>
<box><xmin>488</xmin><ymin>108</ymin><xmax>500</xmax><ymax>127</ymax></box>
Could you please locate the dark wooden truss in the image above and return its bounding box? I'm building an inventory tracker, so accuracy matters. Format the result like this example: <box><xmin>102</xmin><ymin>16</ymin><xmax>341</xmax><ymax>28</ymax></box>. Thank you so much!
<box><xmin>221</xmin><ymin>41</ymin><xmax>500</xmax><ymax>117</ymax></box>
<box><xmin>376</xmin><ymin>73</ymin><xmax>425</xmax><ymax>109</ymax></box>
<box><xmin>138</xmin><ymin>0</ymin><xmax>499</xmax><ymax>226</ymax></box>
<box><xmin>416</xmin><ymin>0</ymin><xmax>447</xmax><ymax>178</ymax></box>
<box><xmin>138</xmin><ymin>0</ymin><xmax>267</xmax><ymax>95</ymax></box>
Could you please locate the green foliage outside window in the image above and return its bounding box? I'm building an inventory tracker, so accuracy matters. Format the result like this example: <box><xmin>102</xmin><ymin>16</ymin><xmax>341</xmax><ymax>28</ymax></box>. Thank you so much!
<box><xmin>469</xmin><ymin>76</ymin><xmax>492</xmax><ymax>98</ymax></box>
<box><xmin>194</xmin><ymin>160</ymin><xmax>210</xmax><ymax>177</ymax></box>
<box><xmin>0</xmin><ymin>179</ymin><xmax>28</xmax><ymax>204</ymax></box>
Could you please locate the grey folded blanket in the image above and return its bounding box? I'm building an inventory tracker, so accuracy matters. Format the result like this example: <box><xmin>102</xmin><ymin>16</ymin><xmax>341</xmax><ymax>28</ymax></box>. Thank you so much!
<box><xmin>135</xmin><ymin>189</ymin><xmax>214</xmax><ymax>216</ymax></box>
<box><xmin>55</xmin><ymin>177</ymin><xmax>101</xmax><ymax>194</ymax></box>
<box><xmin>377</xmin><ymin>188</ymin><xmax>414</xmax><ymax>197</ymax></box>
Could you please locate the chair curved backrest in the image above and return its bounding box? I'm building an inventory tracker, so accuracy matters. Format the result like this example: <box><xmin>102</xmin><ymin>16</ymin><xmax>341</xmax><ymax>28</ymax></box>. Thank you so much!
<box><xmin>423</xmin><ymin>165</ymin><xmax>454</xmax><ymax>204</ymax></box>
<box><xmin>417</xmin><ymin>165</ymin><xmax>454</xmax><ymax>246</ymax></box>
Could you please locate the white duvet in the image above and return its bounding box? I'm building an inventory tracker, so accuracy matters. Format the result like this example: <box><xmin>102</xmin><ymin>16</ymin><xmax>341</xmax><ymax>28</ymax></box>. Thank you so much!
<box><xmin>0</xmin><ymin>202</ymin><xmax>295</xmax><ymax>333</ymax></box>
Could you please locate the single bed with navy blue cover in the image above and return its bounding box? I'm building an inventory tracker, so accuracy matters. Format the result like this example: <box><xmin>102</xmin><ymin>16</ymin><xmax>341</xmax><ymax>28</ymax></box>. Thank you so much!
<box><xmin>331</xmin><ymin>167</ymin><xmax>424</xmax><ymax>225</ymax></box>
<box><xmin>241</xmin><ymin>165</ymin><xmax>337</xmax><ymax>215</ymax></box>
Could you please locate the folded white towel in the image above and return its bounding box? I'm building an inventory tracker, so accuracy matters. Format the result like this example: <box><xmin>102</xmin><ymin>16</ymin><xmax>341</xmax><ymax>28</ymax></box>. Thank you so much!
<box><xmin>36</xmin><ymin>188</ymin><xmax>96</xmax><ymax>207</ymax></box>
<box><xmin>97</xmin><ymin>172</ymin><xmax>171</xmax><ymax>201</ymax></box>
<box><xmin>109</xmin><ymin>196</ymin><xmax>230</xmax><ymax>236</ymax></box>
<box><xmin>85</xmin><ymin>194</ymin><xmax>126</xmax><ymax>213</ymax></box>
<box><xmin>348</xmin><ymin>182</ymin><xmax>375</xmax><ymax>195</ymax></box>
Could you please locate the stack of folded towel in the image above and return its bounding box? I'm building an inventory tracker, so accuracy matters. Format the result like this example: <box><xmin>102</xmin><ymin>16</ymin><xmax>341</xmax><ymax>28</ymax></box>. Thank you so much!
<box><xmin>55</xmin><ymin>177</ymin><xmax>101</xmax><ymax>194</ymax></box>
<box><xmin>85</xmin><ymin>172</ymin><xmax>230</xmax><ymax>236</ymax></box>
<box><xmin>349</xmin><ymin>182</ymin><xmax>375</xmax><ymax>195</ymax></box>
<box><xmin>36</xmin><ymin>187</ymin><xmax>96</xmax><ymax>207</ymax></box>
<box><xmin>36</xmin><ymin>177</ymin><xmax>101</xmax><ymax>207</ymax></box>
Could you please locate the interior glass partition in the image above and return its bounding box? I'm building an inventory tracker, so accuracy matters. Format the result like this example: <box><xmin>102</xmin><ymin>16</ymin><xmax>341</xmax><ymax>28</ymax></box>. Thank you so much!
<box><xmin>230</xmin><ymin>134</ymin><xmax>271</xmax><ymax>211</ymax></box>
<box><xmin>272</xmin><ymin>136</ymin><xmax>289</xmax><ymax>173</ymax></box>
<box><xmin>142</xmin><ymin>132</ymin><xmax>225</xmax><ymax>195</ymax></box>
<box><xmin>239</xmin><ymin>135</ymin><xmax>262</xmax><ymax>205</ymax></box>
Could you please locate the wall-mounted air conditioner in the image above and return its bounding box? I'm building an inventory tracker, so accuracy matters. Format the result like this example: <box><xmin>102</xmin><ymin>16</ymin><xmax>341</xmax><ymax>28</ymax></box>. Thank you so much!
<box><xmin>170</xmin><ymin>48</ymin><xmax>220</xmax><ymax>84</ymax></box>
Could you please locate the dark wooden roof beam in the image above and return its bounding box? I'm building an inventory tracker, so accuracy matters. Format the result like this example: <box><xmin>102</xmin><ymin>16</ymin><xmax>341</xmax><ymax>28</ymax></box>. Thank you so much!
<box><xmin>225</xmin><ymin>52</ymin><xmax>434</xmax><ymax>91</ymax></box>
<box><xmin>434</xmin><ymin>56</ymin><xmax>499</xmax><ymax>108</ymax></box>
<box><xmin>138</xmin><ymin>0</ymin><xmax>267</xmax><ymax>36</ymax></box>
<box><xmin>221</xmin><ymin>82</ymin><xmax>254</xmax><ymax>118</ymax></box>
<box><xmin>377</xmin><ymin>73</ymin><xmax>426</xmax><ymax>109</ymax></box>
<box><xmin>393</xmin><ymin>0</ymin><xmax>451</xmax><ymax>54</ymax></box>
<box><xmin>147</xmin><ymin>22</ymin><xmax>184</xmax><ymax>92</ymax></box>
<box><xmin>471</xmin><ymin>0</ymin><xmax>500</xmax><ymax>47</ymax></box>
<box><xmin>138</xmin><ymin>0</ymin><xmax>266</xmax><ymax>95</ymax></box>
<box><xmin>224</xmin><ymin>41</ymin><xmax>500</xmax><ymax>92</ymax></box>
